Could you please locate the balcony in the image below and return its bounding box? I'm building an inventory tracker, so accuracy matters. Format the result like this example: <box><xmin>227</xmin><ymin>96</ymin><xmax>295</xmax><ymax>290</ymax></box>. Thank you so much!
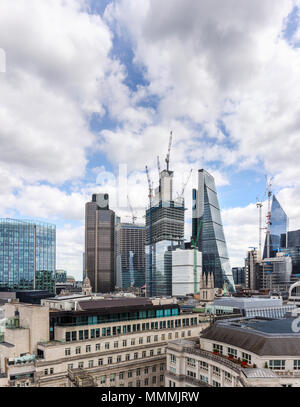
<box><xmin>182</xmin><ymin>347</ymin><xmax>242</xmax><ymax>373</ymax></box>
<box><xmin>68</xmin><ymin>368</ymin><xmax>96</xmax><ymax>387</ymax></box>
<box><xmin>166</xmin><ymin>370</ymin><xmax>211</xmax><ymax>387</ymax></box>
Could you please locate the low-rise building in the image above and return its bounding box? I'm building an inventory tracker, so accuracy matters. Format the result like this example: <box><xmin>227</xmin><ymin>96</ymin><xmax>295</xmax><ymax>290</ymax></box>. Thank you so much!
<box><xmin>206</xmin><ymin>296</ymin><xmax>296</xmax><ymax>318</ymax></box>
<box><xmin>0</xmin><ymin>296</ymin><xmax>209</xmax><ymax>387</ymax></box>
<box><xmin>165</xmin><ymin>316</ymin><xmax>300</xmax><ymax>387</ymax></box>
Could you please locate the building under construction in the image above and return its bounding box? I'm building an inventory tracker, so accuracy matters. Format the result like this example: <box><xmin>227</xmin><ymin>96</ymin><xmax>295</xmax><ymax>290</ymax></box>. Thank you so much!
<box><xmin>145</xmin><ymin>133</ymin><xmax>185</xmax><ymax>297</ymax></box>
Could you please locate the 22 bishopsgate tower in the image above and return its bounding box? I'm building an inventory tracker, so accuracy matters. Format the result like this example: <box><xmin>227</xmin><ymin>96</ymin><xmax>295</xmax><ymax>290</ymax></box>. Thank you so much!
<box><xmin>192</xmin><ymin>169</ymin><xmax>235</xmax><ymax>291</ymax></box>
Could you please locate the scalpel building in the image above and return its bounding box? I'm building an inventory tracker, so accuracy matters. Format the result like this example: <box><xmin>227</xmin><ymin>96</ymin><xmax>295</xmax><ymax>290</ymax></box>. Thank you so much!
<box><xmin>192</xmin><ymin>170</ymin><xmax>235</xmax><ymax>291</ymax></box>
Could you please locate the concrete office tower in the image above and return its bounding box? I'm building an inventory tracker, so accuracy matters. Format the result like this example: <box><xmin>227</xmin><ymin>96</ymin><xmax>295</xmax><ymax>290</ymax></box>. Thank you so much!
<box><xmin>145</xmin><ymin>170</ymin><xmax>185</xmax><ymax>297</ymax></box>
<box><xmin>115</xmin><ymin>220</ymin><xmax>146</xmax><ymax>289</ymax></box>
<box><xmin>263</xmin><ymin>195</ymin><xmax>288</xmax><ymax>259</ymax></box>
<box><xmin>192</xmin><ymin>169</ymin><xmax>235</xmax><ymax>291</ymax></box>
<box><xmin>85</xmin><ymin>194</ymin><xmax>115</xmax><ymax>293</ymax></box>
<box><xmin>0</xmin><ymin>219</ymin><xmax>56</xmax><ymax>292</ymax></box>
<box><xmin>257</xmin><ymin>253</ymin><xmax>292</xmax><ymax>291</ymax></box>
<box><xmin>245</xmin><ymin>248</ymin><xmax>259</xmax><ymax>290</ymax></box>
<box><xmin>172</xmin><ymin>249</ymin><xmax>202</xmax><ymax>296</ymax></box>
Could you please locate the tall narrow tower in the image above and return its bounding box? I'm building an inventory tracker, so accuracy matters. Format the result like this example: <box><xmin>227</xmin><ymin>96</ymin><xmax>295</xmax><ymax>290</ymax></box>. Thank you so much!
<box><xmin>192</xmin><ymin>169</ymin><xmax>235</xmax><ymax>291</ymax></box>
<box><xmin>85</xmin><ymin>193</ymin><xmax>115</xmax><ymax>293</ymax></box>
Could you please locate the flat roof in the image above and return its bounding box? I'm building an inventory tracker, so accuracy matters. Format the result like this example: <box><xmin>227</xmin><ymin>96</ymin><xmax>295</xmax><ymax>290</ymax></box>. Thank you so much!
<box><xmin>78</xmin><ymin>297</ymin><xmax>153</xmax><ymax>311</ymax></box>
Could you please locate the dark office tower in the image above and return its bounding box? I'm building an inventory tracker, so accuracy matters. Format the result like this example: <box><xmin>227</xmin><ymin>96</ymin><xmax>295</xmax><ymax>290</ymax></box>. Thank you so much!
<box><xmin>0</xmin><ymin>219</ymin><xmax>56</xmax><ymax>292</ymax></box>
<box><xmin>85</xmin><ymin>194</ymin><xmax>115</xmax><ymax>293</ymax></box>
<box><xmin>263</xmin><ymin>195</ymin><xmax>288</xmax><ymax>259</ymax></box>
<box><xmin>192</xmin><ymin>169</ymin><xmax>235</xmax><ymax>291</ymax></box>
<box><xmin>232</xmin><ymin>267</ymin><xmax>245</xmax><ymax>286</ymax></box>
<box><xmin>115</xmin><ymin>220</ymin><xmax>146</xmax><ymax>289</ymax></box>
<box><xmin>145</xmin><ymin>170</ymin><xmax>185</xmax><ymax>297</ymax></box>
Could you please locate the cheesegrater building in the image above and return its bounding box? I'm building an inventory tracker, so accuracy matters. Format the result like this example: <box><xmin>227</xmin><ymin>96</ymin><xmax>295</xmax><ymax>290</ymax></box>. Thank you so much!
<box><xmin>192</xmin><ymin>169</ymin><xmax>235</xmax><ymax>291</ymax></box>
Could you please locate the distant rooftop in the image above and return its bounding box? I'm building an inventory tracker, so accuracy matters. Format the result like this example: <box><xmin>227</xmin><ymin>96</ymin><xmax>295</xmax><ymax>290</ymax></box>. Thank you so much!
<box><xmin>200</xmin><ymin>317</ymin><xmax>300</xmax><ymax>356</ymax></box>
<box><xmin>0</xmin><ymin>218</ymin><xmax>56</xmax><ymax>228</ymax></box>
<box><xmin>78</xmin><ymin>297</ymin><xmax>153</xmax><ymax>311</ymax></box>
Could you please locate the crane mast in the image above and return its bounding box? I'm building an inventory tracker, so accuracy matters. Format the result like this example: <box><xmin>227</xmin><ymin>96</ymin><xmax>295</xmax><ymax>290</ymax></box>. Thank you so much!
<box><xmin>165</xmin><ymin>131</ymin><xmax>173</xmax><ymax>172</ymax></box>
<box><xmin>127</xmin><ymin>195</ymin><xmax>137</xmax><ymax>224</ymax></box>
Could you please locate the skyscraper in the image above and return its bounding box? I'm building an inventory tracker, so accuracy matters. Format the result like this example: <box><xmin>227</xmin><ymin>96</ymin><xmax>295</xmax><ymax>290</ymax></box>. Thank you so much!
<box><xmin>263</xmin><ymin>195</ymin><xmax>288</xmax><ymax>259</ymax></box>
<box><xmin>85</xmin><ymin>194</ymin><xmax>115</xmax><ymax>293</ymax></box>
<box><xmin>145</xmin><ymin>170</ymin><xmax>185</xmax><ymax>297</ymax></box>
<box><xmin>115</xmin><ymin>220</ymin><xmax>146</xmax><ymax>289</ymax></box>
<box><xmin>281</xmin><ymin>229</ymin><xmax>300</xmax><ymax>276</ymax></box>
<box><xmin>0</xmin><ymin>218</ymin><xmax>56</xmax><ymax>292</ymax></box>
<box><xmin>192</xmin><ymin>169</ymin><xmax>235</xmax><ymax>291</ymax></box>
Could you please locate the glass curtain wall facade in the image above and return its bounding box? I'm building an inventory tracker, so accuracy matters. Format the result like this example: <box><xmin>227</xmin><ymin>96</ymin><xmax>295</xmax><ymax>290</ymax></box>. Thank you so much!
<box><xmin>281</xmin><ymin>230</ymin><xmax>300</xmax><ymax>276</ymax></box>
<box><xmin>145</xmin><ymin>168</ymin><xmax>185</xmax><ymax>297</ymax></box>
<box><xmin>115</xmin><ymin>222</ymin><xmax>146</xmax><ymax>289</ymax></box>
<box><xmin>192</xmin><ymin>169</ymin><xmax>235</xmax><ymax>291</ymax></box>
<box><xmin>0</xmin><ymin>219</ymin><xmax>56</xmax><ymax>291</ymax></box>
<box><xmin>263</xmin><ymin>195</ymin><xmax>288</xmax><ymax>259</ymax></box>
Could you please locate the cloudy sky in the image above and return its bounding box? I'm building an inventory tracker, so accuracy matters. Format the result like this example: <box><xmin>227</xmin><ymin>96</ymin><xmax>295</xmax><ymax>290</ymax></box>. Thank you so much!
<box><xmin>1</xmin><ymin>0</ymin><xmax>300</xmax><ymax>280</ymax></box>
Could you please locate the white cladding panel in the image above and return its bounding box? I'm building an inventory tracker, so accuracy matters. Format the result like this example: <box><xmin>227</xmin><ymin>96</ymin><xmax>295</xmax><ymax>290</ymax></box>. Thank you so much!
<box><xmin>172</xmin><ymin>249</ymin><xmax>202</xmax><ymax>296</ymax></box>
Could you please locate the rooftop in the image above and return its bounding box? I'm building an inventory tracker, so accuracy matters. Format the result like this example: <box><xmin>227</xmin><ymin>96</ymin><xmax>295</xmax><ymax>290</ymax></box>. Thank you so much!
<box><xmin>78</xmin><ymin>297</ymin><xmax>153</xmax><ymax>311</ymax></box>
<box><xmin>242</xmin><ymin>368</ymin><xmax>278</xmax><ymax>379</ymax></box>
<box><xmin>200</xmin><ymin>317</ymin><xmax>300</xmax><ymax>356</ymax></box>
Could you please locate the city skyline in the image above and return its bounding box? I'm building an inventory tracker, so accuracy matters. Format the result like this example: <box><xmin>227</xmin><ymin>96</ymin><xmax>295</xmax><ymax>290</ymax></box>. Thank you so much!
<box><xmin>1</xmin><ymin>1</ymin><xmax>300</xmax><ymax>280</ymax></box>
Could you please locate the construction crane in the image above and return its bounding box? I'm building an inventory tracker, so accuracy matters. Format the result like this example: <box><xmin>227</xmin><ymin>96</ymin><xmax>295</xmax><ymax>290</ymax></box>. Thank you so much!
<box><xmin>178</xmin><ymin>169</ymin><xmax>193</xmax><ymax>201</ymax></box>
<box><xmin>165</xmin><ymin>130</ymin><xmax>173</xmax><ymax>172</ymax></box>
<box><xmin>191</xmin><ymin>220</ymin><xmax>202</xmax><ymax>294</ymax></box>
<box><xmin>127</xmin><ymin>195</ymin><xmax>137</xmax><ymax>224</ymax></box>
<box><xmin>157</xmin><ymin>156</ymin><xmax>161</xmax><ymax>177</ymax></box>
<box><xmin>145</xmin><ymin>165</ymin><xmax>153</xmax><ymax>297</ymax></box>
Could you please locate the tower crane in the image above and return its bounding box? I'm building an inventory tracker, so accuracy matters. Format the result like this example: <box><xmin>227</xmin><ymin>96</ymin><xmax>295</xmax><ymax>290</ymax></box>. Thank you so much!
<box><xmin>165</xmin><ymin>131</ymin><xmax>173</xmax><ymax>172</ymax></box>
<box><xmin>157</xmin><ymin>156</ymin><xmax>161</xmax><ymax>178</ymax></box>
<box><xmin>178</xmin><ymin>169</ymin><xmax>193</xmax><ymax>201</ymax></box>
<box><xmin>191</xmin><ymin>220</ymin><xmax>202</xmax><ymax>294</ymax></box>
<box><xmin>127</xmin><ymin>195</ymin><xmax>137</xmax><ymax>224</ymax></box>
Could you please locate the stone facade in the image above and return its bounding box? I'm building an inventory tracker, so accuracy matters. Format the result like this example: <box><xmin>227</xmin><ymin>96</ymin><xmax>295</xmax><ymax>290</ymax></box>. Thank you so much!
<box><xmin>0</xmin><ymin>300</ymin><xmax>210</xmax><ymax>387</ymax></box>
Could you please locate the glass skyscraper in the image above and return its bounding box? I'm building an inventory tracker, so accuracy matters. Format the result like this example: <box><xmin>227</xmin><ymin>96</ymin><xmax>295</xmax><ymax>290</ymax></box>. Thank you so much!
<box><xmin>0</xmin><ymin>218</ymin><xmax>56</xmax><ymax>292</ymax></box>
<box><xmin>115</xmin><ymin>220</ymin><xmax>146</xmax><ymax>289</ymax></box>
<box><xmin>145</xmin><ymin>170</ymin><xmax>185</xmax><ymax>297</ymax></box>
<box><xmin>263</xmin><ymin>195</ymin><xmax>288</xmax><ymax>259</ymax></box>
<box><xmin>192</xmin><ymin>169</ymin><xmax>235</xmax><ymax>291</ymax></box>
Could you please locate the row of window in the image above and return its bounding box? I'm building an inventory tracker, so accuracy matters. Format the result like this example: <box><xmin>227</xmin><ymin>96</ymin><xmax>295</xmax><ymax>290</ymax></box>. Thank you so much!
<box><xmin>64</xmin><ymin>317</ymin><xmax>198</xmax><ymax>342</ymax></box>
<box><xmin>212</xmin><ymin>344</ymin><xmax>252</xmax><ymax>364</ymax></box>
<box><xmin>99</xmin><ymin>375</ymin><xmax>164</xmax><ymax>386</ymax></box>
<box><xmin>64</xmin><ymin>347</ymin><xmax>164</xmax><ymax>371</ymax></box>
<box><xmin>65</xmin><ymin>329</ymin><xmax>193</xmax><ymax>351</ymax></box>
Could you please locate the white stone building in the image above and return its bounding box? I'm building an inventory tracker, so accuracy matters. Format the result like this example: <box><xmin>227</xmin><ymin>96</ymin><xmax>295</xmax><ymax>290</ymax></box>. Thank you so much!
<box><xmin>165</xmin><ymin>316</ymin><xmax>300</xmax><ymax>387</ymax></box>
